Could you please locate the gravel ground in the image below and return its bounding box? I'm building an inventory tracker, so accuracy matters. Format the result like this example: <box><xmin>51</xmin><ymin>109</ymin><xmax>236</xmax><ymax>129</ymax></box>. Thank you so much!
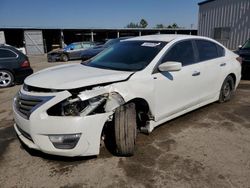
<box><xmin>0</xmin><ymin>55</ymin><xmax>250</xmax><ymax>188</ymax></box>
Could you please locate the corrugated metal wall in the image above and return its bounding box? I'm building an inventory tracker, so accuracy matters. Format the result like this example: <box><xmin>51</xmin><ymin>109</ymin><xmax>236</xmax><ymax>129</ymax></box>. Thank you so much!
<box><xmin>198</xmin><ymin>0</ymin><xmax>250</xmax><ymax>49</ymax></box>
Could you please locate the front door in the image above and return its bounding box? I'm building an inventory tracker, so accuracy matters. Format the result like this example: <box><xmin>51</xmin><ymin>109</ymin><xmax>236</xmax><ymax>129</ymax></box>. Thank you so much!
<box><xmin>153</xmin><ymin>40</ymin><xmax>204</xmax><ymax>121</ymax></box>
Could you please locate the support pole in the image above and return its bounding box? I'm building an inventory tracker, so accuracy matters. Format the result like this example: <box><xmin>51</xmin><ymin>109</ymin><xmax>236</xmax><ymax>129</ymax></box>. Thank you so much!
<box><xmin>60</xmin><ymin>30</ymin><xmax>65</xmax><ymax>47</ymax></box>
<box><xmin>91</xmin><ymin>31</ymin><xmax>94</xmax><ymax>42</ymax></box>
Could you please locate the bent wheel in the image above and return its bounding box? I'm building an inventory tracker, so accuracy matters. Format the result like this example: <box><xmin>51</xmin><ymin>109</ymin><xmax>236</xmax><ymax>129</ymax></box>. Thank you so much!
<box><xmin>114</xmin><ymin>103</ymin><xmax>137</xmax><ymax>156</ymax></box>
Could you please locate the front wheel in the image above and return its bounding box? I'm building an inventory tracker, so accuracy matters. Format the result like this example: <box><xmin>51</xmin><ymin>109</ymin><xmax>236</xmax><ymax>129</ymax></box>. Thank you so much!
<box><xmin>114</xmin><ymin>103</ymin><xmax>137</xmax><ymax>156</ymax></box>
<box><xmin>61</xmin><ymin>54</ymin><xmax>68</xmax><ymax>62</ymax></box>
<box><xmin>219</xmin><ymin>75</ymin><xmax>235</xmax><ymax>103</ymax></box>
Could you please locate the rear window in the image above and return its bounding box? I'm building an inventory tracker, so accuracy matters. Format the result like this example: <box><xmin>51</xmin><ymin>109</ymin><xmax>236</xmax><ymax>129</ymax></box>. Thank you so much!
<box><xmin>0</xmin><ymin>48</ymin><xmax>17</xmax><ymax>58</ymax></box>
<box><xmin>196</xmin><ymin>40</ymin><xmax>223</xmax><ymax>62</ymax></box>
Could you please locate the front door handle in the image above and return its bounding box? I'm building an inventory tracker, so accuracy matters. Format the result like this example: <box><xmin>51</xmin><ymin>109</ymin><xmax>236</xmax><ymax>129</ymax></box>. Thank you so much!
<box><xmin>192</xmin><ymin>71</ymin><xmax>200</xmax><ymax>76</ymax></box>
<box><xmin>220</xmin><ymin>63</ymin><xmax>226</xmax><ymax>67</ymax></box>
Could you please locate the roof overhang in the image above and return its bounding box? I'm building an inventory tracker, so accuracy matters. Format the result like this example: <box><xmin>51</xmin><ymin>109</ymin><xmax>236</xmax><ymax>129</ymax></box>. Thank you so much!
<box><xmin>198</xmin><ymin>0</ymin><xmax>216</xmax><ymax>6</ymax></box>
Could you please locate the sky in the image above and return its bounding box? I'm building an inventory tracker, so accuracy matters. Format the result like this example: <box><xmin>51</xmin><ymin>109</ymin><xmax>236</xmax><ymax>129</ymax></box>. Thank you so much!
<box><xmin>0</xmin><ymin>0</ymin><xmax>201</xmax><ymax>29</ymax></box>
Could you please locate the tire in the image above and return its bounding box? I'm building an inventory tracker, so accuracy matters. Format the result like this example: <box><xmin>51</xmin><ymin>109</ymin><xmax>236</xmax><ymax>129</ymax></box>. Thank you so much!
<box><xmin>0</xmin><ymin>70</ymin><xmax>14</xmax><ymax>88</ymax></box>
<box><xmin>219</xmin><ymin>75</ymin><xmax>235</xmax><ymax>103</ymax></box>
<box><xmin>61</xmin><ymin>54</ymin><xmax>68</xmax><ymax>62</ymax></box>
<box><xmin>114</xmin><ymin>103</ymin><xmax>137</xmax><ymax>156</ymax></box>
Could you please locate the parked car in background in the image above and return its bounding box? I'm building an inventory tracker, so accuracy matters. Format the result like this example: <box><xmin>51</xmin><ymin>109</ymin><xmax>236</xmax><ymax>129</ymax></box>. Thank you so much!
<box><xmin>81</xmin><ymin>37</ymin><xmax>131</xmax><ymax>61</ymax></box>
<box><xmin>0</xmin><ymin>44</ymin><xmax>33</xmax><ymax>88</ymax></box>
<box><xmin>236</xmin><ymin>39</ymin><xmax>250</xmax><ymax>78</ymax></box>
<box><xmin>13</xmin><ymin>35</ymin><xmax>241</xmax><ymax>157</ymax></box>
<box><xmin>47</xmin><ymin>42</ymin><xmax>99</xmax><ymax>62</ymax></box>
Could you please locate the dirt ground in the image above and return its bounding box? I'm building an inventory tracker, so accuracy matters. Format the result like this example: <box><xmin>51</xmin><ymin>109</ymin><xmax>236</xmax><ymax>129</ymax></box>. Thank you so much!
<box><xmin>0</xmin><ymin>56</ymin><xmax>250</xmax><ymax>188</ymax></box>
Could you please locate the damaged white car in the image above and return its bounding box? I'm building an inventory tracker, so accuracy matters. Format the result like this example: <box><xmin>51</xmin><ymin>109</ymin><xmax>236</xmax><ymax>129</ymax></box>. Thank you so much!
<box><xmin>13</xmin><ymin>35</ymin><xmax>241</xmax><ymax>157</ymax></box>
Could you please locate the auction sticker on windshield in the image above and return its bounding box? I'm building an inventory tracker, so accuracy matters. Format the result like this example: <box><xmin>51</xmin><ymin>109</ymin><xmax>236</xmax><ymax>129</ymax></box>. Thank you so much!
<box><xmin>141</xmin><ymin>42</ymin><xmax>161</xmax><ymax>47</ymax></box>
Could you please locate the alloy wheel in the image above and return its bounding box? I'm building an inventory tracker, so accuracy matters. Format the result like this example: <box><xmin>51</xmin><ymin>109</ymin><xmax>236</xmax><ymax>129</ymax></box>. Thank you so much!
<box><xmin>0</xmin><ymin>71</ymin><xmax>12</xmax><ymax>87</ymax></box>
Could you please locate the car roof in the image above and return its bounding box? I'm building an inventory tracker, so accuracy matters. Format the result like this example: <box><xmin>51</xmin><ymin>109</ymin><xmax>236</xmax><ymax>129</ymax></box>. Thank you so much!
<box><xmin>125</xmin><ymin>34</ymin><xmax>212</xmax><ymax>43</ymax></box>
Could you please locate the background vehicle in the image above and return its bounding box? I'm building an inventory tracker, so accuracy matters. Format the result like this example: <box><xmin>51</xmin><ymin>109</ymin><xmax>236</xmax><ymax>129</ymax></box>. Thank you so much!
<box><xmin>81</xmin><ymin>37</ymin><xmax>131</xmax><ymax>61</ymax></box>
<box><xmin>47</xmin><ymin>42</ymin><xmax>100</xmax><ymax>62</ymax></box>
<box><xmin>236</xmin><ymin>39</ymin><xmax>250</xmax><ymax>78</ymax></box>
<box><xmin>13</xmin><ymin>35</ymin><xmax>241</xmax><ymax>157</ymax></box>
<box><xmin>0</xmin><ymin>44</ymin><xmax>33</xmax><ymax>88</ymax></box>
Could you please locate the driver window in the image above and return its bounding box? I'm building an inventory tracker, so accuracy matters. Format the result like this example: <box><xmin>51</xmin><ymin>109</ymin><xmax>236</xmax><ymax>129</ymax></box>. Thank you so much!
<box><xmin>161</xmin><ymin>40</ymin><xmax>196</xmax><ymax>66</ymax></box>
<box><xmin>74</xmin><ymin>44</ymin><xmax>82</xmax><ymax>50</ymax></box>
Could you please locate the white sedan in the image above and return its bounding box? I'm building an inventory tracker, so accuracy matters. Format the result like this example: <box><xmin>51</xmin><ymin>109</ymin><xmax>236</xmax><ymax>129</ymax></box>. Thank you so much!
<box><xmin>13</xmin><ymin>35</ymin><xmax>241</xmax><ymax>157</ymax></box>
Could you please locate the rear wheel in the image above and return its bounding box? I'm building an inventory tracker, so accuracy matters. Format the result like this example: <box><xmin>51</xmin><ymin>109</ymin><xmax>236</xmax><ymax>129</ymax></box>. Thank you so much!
<box><xmin>0</xmin><ymin>70</ymin><xmax>14</xmax><ymax>88</ymax></box>
<box><xmin>61</xmin><ymin>54</ymin><xmax>68</xmax><ymax>62</ymax></box>
<box><xmin>114</xmin><ymin>103</ymin><xmax>137</xmax><ymax>156</ymax></box>
<box><xmin>219</xmin><ymin>75</ymin><xmax>234</xmax><ymax>103</ymax></box>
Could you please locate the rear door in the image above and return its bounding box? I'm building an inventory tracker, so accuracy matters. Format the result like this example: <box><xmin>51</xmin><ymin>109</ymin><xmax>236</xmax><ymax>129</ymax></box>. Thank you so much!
<box><xmin>194</xmin><ymin>40</ymin><xmax>226</xmax><ymax>99</ymax></box>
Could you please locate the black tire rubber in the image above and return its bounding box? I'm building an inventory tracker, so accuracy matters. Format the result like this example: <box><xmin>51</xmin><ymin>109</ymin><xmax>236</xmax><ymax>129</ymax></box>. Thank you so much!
<box><xmin>219</xmin><ymin>75</ymin><xmax>235</xmax><ymax>103</ymax></box>
<box><xmin>114</xmin><ymin>103</ymin><xmax>137</xmax><ymax>156</ymax></box>
<box><xmin>0</xmin><ymin>70</ymin><xmax>14</xmax><ymax>88</ymax></box>
<box><xmin>61</xmin><ymin>54</ymin><xmax>68</xmax><ymax>62</ymax></box>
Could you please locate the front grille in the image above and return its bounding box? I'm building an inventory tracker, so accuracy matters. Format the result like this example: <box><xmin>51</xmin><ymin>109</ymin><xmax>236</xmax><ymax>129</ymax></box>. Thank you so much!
<box><xmin>16</xmin><ymin>124</ymin><xmax>33</xmax><ymax>142</ymax></box>
<box><xmin>15</xmin><ymin>92</ymin><xmax>53</xmax><ymax>119</ymax></box>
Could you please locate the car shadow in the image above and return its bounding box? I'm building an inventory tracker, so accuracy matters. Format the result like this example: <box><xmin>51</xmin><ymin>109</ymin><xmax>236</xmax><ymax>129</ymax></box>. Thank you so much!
<box><xmin>102</xmin><ymin>121</ymin><xmax>118</xmax><ymax>156</ymax></box>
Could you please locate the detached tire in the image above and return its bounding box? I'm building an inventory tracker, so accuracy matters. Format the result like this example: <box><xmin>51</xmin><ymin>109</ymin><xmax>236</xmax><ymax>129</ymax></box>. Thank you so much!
<box><xmin>219</xmin><ymin>75</ymin><xmax>235</xmax><ymax>103</ymax></box>
<box><xmin>61</xmin><ymin>54</ymin><xmax>68</xmax><ymax>62</ymax></box>
<box><xmin>114</xmin><ymin>103</ymin><xmax>137</xmax><ymax>156</ymax></box>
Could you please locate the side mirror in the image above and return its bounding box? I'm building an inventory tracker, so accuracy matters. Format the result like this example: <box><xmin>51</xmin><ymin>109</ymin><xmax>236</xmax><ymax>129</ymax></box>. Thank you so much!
<box><xmin>238</xmin><ymin>45</ymin><xmax>242</xmax><ymax>49</ymax></box>
<box><xmin>158</xmin><ymin>61</ymin><xmax>182</xmax><ymax>72</ymax></box>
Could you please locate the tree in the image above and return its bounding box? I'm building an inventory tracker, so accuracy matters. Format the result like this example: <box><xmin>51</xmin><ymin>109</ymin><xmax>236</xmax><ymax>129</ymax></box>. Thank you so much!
<box><xmin>126</xmin><ymin>19</ymin><xmax>148</xmax><ymax>28</ymax></box>
<box><xmin>172</xmin><ymin>23</ymin><xmax>178</xmax><ymax>28</ymax></box>
<box><xmin>156</xmin><ymin>24</ymin><xmax>165</xmax><ymax>28</ymax></box>
<box><xmin>126</xmin><ymin>22</ymin><xmax>140</xmax><ymax>28</ymax></box>
<box><xmin>166</xmin><ymin>23</ymin><xmax>179</xmax><ymax>28</ymax></box>
<box><xmin>140</xmin><ymin>19</ymin><xmax>148</xmax><ymax>28</ymax></box>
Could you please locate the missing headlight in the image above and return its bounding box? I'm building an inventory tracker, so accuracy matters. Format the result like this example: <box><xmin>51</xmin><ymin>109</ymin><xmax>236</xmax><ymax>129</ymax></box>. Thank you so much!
<box><xmin>47</xmin><ymin>95</ymin><xmax>108</xmax><ymax>117</ymax></box>
<box><xmin>62</xmin><ymin>98</ymin><xmax>89</xmax><ymax>116</ymax></box>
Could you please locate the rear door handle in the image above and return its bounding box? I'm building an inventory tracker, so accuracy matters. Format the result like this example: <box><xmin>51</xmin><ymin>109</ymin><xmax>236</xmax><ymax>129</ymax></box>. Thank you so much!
<box><xmin>220</xmin><ymin>63</ymin><xmax>226</xmax><ymax>67</ymax></box>
<box><xmin>192</xmin><ymin>71</ymin><xmax>200</xmax><ymax>76</ymax></box>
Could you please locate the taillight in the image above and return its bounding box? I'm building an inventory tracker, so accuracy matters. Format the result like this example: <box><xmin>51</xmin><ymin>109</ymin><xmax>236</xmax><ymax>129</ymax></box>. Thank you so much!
<box><xmin>21</xmin><ymin>60</ymin><xmax>30</xmax><ymax>68</ymax></box>
<box><xmin>236</xmin><ymin>57</ymin><xmax>242</xmax><ymax>65</ymax></box>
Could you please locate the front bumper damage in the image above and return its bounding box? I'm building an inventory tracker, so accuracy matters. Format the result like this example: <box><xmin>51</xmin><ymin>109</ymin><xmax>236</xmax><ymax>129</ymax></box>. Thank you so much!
<box><xmin>13</xmin><ymin>86</ymin><xmax>120</xmax><ymax>157</ymax></box>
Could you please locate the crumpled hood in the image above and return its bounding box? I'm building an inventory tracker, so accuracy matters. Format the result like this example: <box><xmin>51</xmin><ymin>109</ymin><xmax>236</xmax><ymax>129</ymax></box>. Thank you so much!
<box><xmin>48</xmin><ymin>49</ymin><xmax>64</xmax><ymax>54</ymax></box>
<box><xmin>25</xmin><ymin>63</ymin><xmax>134</xmax><ymax>89</ymax></box>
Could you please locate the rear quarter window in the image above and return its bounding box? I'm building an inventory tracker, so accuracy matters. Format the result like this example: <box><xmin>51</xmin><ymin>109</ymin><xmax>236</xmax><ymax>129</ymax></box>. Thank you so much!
<box><xmin>195</xmin><ymin>40</ymin><xmax>222</xmax><ymax>62</ymax></box>
<box><xmin>217</xmin><ymin>45</ymin><xmax>225</xmax><ymax>57</ymax></box>
<box><xmin>0</xmin><ymin>48</ymin><xmax>17</xmax><ymax>58</ymax></box>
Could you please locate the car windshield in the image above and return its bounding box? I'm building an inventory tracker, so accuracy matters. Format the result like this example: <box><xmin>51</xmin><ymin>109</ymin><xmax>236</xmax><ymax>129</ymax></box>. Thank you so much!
<box><xmin>64</xmin><ymin>43</ymin><xmax>74</xmax><ymax>50</ymax></box>
<box><xmin>242</xmin><ymin>39</ymin><xmax>250</xmax><ymax>49</ymax></box>
<box><xmin>84</xmin><ymin>41</ymin><xmax>166</xmax><ymax>71</ymax></box>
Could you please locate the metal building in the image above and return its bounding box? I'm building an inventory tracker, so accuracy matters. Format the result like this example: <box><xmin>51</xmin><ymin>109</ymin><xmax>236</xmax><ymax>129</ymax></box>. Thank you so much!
<box><xmin>198</xmin><ymin>0</ymin><xmax>250</xmax><ymax>50</ymax></box>
<box><xmin>0</xmin><ymin>28</ymin><xmax>197</xmax><ymax>55</ymax></box>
